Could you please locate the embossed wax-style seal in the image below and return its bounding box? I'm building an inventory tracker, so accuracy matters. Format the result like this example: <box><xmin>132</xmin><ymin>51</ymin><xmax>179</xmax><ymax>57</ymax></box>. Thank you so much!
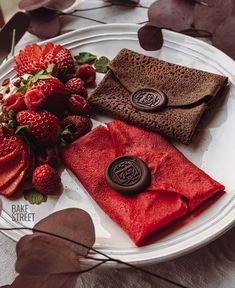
<box><xmin>130</xmin><ymin>88</ymin><xmax>167</xmax><ymax>112</ymax></box>
<box><xmin>105</xmin><ymin>156</ymin><xmax>151</xmax><ymax>195</ymax></box>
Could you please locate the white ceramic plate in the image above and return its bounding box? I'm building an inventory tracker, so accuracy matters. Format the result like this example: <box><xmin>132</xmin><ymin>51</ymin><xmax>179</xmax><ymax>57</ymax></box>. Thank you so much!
<box><xmin>1</xmin><ymin>24</ymin><xmax>235</xmax><ymax>266</ymax></box>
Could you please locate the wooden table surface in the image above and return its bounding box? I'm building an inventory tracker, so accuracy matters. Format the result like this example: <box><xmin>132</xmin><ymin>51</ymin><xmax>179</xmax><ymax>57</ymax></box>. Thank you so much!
<box><xmin>1</xmin><ymin>1</ymin><xmax>235</xmax><ymax>287</ymax></box>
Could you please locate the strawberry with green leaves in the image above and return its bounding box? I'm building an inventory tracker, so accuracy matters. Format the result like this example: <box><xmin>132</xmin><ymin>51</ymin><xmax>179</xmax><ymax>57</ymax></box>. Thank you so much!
<box><xmin>16</xmin><ymin>65</ymin><xmax>68</xmax><ymax>117</ymax></box>
<box><xmin>15</xmin><ymin>42</ymin><xmax>75</xmax><ymax>76</ymax></box>
<box><xmin>62</xmin><ymin>115</ymin><xmax>92</xmax><ymax>141</ymax></box>
<box><xmin>28</xmin><ymin>76</ymin><xmax>69</xmax><ymax>117</ymax></box>
<box><xmin>40</xmin><ymin>42</ymin><xmax>75</xmax><ymax>76</ymax></box>
<box><xmin>16</xmin><ymin>110</ymin><xmax>61</xmax><ymax>147</ymax></box>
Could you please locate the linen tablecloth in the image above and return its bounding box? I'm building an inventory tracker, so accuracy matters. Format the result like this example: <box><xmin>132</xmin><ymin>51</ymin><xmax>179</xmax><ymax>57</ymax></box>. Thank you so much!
<box><xmin>1</xmin><ymin>1</ymin><xmax>235</xmax><ymax>287</ymax></box>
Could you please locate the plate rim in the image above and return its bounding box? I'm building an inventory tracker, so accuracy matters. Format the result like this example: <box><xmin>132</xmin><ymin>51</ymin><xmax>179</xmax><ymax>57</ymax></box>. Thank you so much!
<box><xmin>1</xmin><ymin>23</ymin><xmax>235</xmax><ymax>267</ymax></box>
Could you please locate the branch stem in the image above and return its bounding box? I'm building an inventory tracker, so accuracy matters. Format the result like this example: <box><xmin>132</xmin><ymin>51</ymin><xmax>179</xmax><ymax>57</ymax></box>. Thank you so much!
<box><xmin>0</xmin><ymin>226</ymin><xmax>187</xmax><ymax>288</ymax></box>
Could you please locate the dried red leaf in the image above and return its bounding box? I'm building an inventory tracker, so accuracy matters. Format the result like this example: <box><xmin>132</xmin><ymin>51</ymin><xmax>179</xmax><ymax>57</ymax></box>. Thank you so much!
<box><xmin>138</xmin><ymin>24</ymin><xmax>163</xmax><ymax>51</ymax></box>
<box><xmin>212</xmin><ymin>14</ymin><xmax>235</xmax><ymax>60</ymax></box>
<box><xmin>148</xmin><ymin>0</ymin><xmax>194</xmax><ymax>32</ymax></box>
<box><xmin>194</xmin><ymin>0</ymin><xmax>234</xmax><ymax>33</ymax></box>
<box><xmin>7</xmin><ymin>274</ymin><xmax>77</xmax><ymax>288</ymax></box>
<box><xmin>28</xmin><ymin>8</ymin><xmax>61</xmax><ymax>39</ymax></box>
<box><xmin>34</xmin><ymin>208</ymin><xmax>95</xmax><ymax>256</ymax></box>
<box><xmin>15</xmin><ymin>235</ymin><xmax>80</xmax><ymax>275</ymax></box>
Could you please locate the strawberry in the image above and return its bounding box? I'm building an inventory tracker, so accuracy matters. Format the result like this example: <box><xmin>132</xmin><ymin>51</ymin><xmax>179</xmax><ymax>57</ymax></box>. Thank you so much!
<box><xmin>2</xmin><ymin>78</ymin><xmax>10</xmax><ymax>86</ymax></box>
<box><xmin>14</xmin><ymin>42</ymin><xmax>75</xmax><ymax>76</ymax></box>
<box><xmin>32</xmin><ymin>164</ymin><xmax>61</xmax><ymax>195</ymax></box>
<box><xmin>68</xmin><ymin>94</ymin><xmax>90</xmax><ymax>115</ymax></box>
<box><xmin>3</xmin><ymin>93</ymin><xmax>26</xmax><ymax>113</ymax></box>
<box><xmin>28</xmin><ymin>76</ymin><xmax>68</xmax><ymax>117</ymax></box>
<box><xmin>24</xmin><ymin>89</ymin><xmax>45</xmax><ymax>110</ymax></box>
<box><xmin>76</xmin><ymin>64</ymin><xmax>96</xmax><ymax>86</ymax></box>
<box><xmin>65</xmin><ymin>77</ymin><xmax>87</xmax><ymax>98</ymax></box>
<box><xmin>0</xmin><ymin>126</ymin><xmax>30</xmax><ymax>197</ymax></box>
<box><xmin>13</xmin><ymin>77</ymin><xmax>23</xmax><ymax>88</ymax></box>
<box><xmin>0</xmin><ymin>126</ymin><xmax>24</xmax><ymax>158</ymax></box>
<box><xmin>15</xmin><ymin>44</ymin><xmax>42</xmax><ymax>75</ymax></box>
<box><xmin>40</xmin><ymin>42</ymin><xmax>75</xmax><ymax>75</ymax></box>
<box><xmin>16</xmin><ymin>110</ymin><xmax>61</xmax><ymax>147</ymax></box>
<box><xmin>62</xmin><ymin>115</ymin><xmax>92</xmax><ymax>140</ymax></box>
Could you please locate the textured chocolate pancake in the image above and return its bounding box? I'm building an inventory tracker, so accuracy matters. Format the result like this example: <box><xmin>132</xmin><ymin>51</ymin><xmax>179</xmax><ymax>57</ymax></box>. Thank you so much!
<box><xmin>89</xmin><ymin>49</ymin><xmax>228</xmax><ymax>144</ymax></box>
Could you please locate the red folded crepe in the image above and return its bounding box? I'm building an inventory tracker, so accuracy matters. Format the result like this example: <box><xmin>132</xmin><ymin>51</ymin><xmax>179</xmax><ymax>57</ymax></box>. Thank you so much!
<box><xmin>62</xmin><ymin>120</ymin><xmax>224</xmax><ymax>246</ymax></box>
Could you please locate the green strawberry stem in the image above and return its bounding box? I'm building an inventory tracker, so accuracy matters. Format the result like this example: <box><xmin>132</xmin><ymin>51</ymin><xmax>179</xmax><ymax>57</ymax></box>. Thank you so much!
<box><xmin>59</xmin><ymin>126</ymin><xmax>73</xmax><ymax>148</ymax></box>
<box><xmin>7</xmin><ymin>111</ymin><xmax>35</xmax><ymax>153</ymax></box>
<box><xmin>7</xmin><ymin>110</ymin><xmax>17</xmax><ymax>129</ymax></box>
<box><xmin>16</xmin><ymin>64</ymin><xmax>56</xmax><ymax>93</ymax></box>
<box><xmin>15</xmin><ymin>125</ymin><xmax>30</xmax><ymax>135</ymax></box>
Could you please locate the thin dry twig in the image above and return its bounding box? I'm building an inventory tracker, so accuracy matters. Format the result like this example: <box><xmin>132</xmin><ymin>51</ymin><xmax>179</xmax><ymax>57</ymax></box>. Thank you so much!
<box><xmin>0</xmin><ymin>226</ymin><xmax>188</xmax><ymax>288</ymax></box>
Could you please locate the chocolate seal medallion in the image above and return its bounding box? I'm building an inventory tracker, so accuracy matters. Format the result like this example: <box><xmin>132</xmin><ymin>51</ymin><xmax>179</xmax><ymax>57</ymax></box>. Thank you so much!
<box><xmin>131</xmin><ymin>88</ymin><xmax>167</xmax><ymax>112</ymax></box>
<box><xmin>105</xmin><ymin>156</ymin><xmax>151</xmax><ymax>195</ymax></box>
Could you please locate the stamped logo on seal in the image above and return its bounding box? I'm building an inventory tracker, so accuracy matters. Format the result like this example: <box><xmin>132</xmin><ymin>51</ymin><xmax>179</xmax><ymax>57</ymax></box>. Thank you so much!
<box><xmin>130</xmin><ymin>88</ymin><xmax>167</xmax><ymax>112</ymax></box>
<box><xmin>105</xmin><ymin>156</ymin><xmax>151</xmax><ymax>195</ymax></box>
<box><xmin>112</xmin><ymin>158</ymin><xmax>142</xmax><ymax>186</ymax></box>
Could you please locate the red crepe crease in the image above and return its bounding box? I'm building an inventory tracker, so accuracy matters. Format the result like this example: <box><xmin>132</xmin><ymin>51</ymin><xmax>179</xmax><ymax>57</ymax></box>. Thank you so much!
<box><xmin>62</xmin><ymin>120</ymin><xmax>224</xmax><ymax>246</ymax></box>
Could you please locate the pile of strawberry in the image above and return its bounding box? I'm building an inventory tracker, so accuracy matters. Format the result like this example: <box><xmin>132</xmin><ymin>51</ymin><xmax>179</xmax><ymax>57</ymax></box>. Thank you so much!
<box><xmin>0</xmin><ymin>42</ymin><xmax>94</xmax><ymax>198</ymax></box>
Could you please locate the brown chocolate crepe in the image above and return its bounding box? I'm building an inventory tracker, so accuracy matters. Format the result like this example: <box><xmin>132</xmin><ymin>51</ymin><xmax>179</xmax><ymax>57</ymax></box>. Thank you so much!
<box><xmin>89</xmin><ymin>49</ymin><xmax>228</xmax><ymax>144</ymax></box>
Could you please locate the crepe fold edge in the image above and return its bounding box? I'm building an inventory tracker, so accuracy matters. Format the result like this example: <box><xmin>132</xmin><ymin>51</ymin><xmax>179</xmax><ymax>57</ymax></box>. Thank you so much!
<box><xmin>108</xmin><ymin>48</ymin><xmax>228</xmax><ymax>107</ymax></box>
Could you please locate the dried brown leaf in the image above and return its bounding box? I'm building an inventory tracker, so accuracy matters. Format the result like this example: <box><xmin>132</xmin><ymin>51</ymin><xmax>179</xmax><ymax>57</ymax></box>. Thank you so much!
<box><xmin>148</xmin><ymin>0</ymin><xmax>194</xmax><ymax>31</ymax></box>
<box><xmin>34</xmin><ymin>208</ymin><xmax>95</xmax><ymax>256</ymax></box>
<box><xmin>28</xmin><ymin>8</ymin><xmax>61</xmax><ymax>39</ymax></box>
<box><xmin>0</xmin><ymin>12</ymin><xmax>30</xmax><ymax>58</ymax></box>
<box><xmin>194</xmin><ymin>0</ymin><xmax>234</xmax><ymax>33</ymax></box>
<box><xmin>15</xmin><ymin>234</ymin><xmax>80</xmax><ymax>275</ymax></box>
<box><xmin>138</xmin><ymin>24</ymin><xmax>163</xmax><ymax>51</ymax></box>
<box><xmin>212</xmin><ymin>14</ymin><xmax>235</xmax><ymax>60</ymax></box>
